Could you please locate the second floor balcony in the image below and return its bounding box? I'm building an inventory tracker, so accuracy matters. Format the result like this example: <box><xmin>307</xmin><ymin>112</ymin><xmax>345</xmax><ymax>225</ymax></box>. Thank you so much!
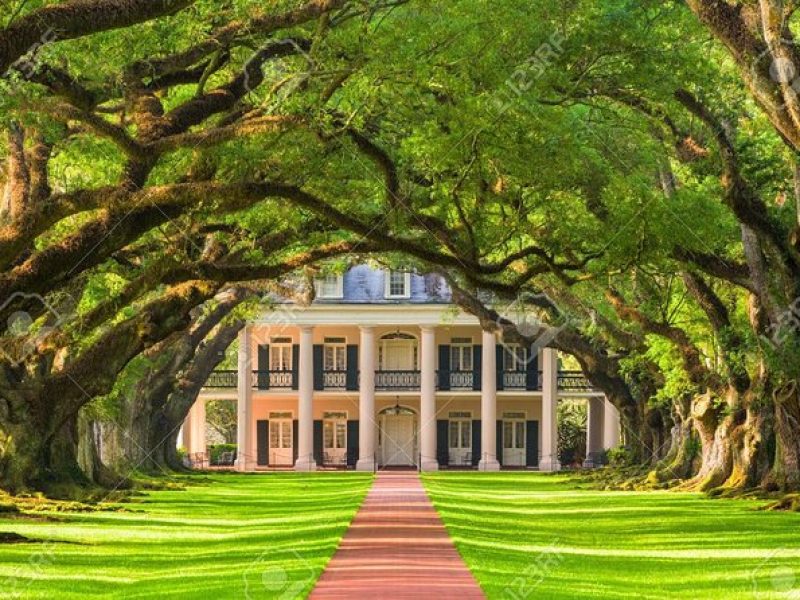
<box><xmin>204</xmin><ymin>368</ymin><xmax>597</xmax><ymax>393</ymax></box>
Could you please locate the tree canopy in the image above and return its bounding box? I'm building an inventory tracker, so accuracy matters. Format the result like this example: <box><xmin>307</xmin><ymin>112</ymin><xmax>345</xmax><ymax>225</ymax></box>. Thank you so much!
<box><xmin>0</xmin><ymin>0</ymin><xmax>799</xmax><ymax>495</ymax></box>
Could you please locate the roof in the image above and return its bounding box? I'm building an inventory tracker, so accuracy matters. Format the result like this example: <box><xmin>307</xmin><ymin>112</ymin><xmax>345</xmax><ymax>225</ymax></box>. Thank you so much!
<box><xmin>313</xmin><ymin>265</ymin><xmax>452</xmax><ymax>304</ymax></box>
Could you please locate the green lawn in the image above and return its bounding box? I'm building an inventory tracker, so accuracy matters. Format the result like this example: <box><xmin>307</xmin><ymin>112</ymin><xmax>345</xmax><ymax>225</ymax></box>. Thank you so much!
<box><xmin>0</xmin><ymin>473</ymin><xmax>372</xmax><ymax>599</ymax></box>
<box><xmin>423</xmin><ymin>472</ymin><xmax>800</xmax><ymax>599</ymax></box>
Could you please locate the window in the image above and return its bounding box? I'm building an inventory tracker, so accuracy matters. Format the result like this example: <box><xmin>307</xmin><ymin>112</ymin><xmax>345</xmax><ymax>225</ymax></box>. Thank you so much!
<box><xmin>270</xmin><ymin>337</ymin><xmax>292</xmax><ymax>371</ymax></box>
<box><xmin>504</xmin><ymin>344</ymin><xmax>527</xmax><ymax>371</ymax></box>
<box><xmin>315</xmin><ymin>274</ymin><xmax>343</xmax><ymax>299</ymax></box>
<box><xmin>448</xmin><ymin>412</ymin><xmax>472</xmax><ymax>450</ymax></box>
<box><xmin>385</xmin><ymin>270</ymin><xmax>411</xmax><ymax>298</ymax></box>
<box><xmin>268</xmin><ymin>414</ymin><xmax>292</xmax><ymax>449</ymax></box>
<box><xmin>502</xmin><ymin>421</ymin><xmax>525</xmax><ymax>449</ymax></box>
<box><xmin>323</xmin><ymin>412</ymin><xmax>347</xmax><ymax>450</ymax></box>
<box><xmin>324</xmin><ymin>337</ymin><xmax>346</xmax><ymax>371</ymax></box>
<box><xmin>450</xmin><ymin>337</ymin><xmax>473</xmax><ymax>371</ymax></box>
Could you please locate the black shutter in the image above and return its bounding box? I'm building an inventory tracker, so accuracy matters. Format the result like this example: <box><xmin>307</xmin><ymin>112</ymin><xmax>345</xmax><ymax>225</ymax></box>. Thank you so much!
<box><xmin>292</xmin><ymin>419</ymin><xmax>299</xmax><ymax>463</ymax></box>
<box><xmin>313</xmin><ymin>345</ymin><xmax>324</xmax><ymax>390</ymax></box>
<box><xmin>436</xmin><ymin>420</ymin><xmax>449</xmax><ymax>466</ymax></box>
<box><xmin>346</xmin><ymin>420</ymin><xmax>359</xmax><ymax>467</ymax></box>
<box><xmin>526</xmin><ymin>346</ymin><xmax>539</xmax><ymax>390</ymax></box>
<box><xmin>257</xmin><ymin>420</ymin><xmax>268</xmax><ymax>466</ymax></box>
<box><xmin>346</xmin><ymin>345</ymin><xmax>359</xmax><ymax>390</ymax></box>
<box><xmin>471</xmin><ymin>420</ymin><xmax>481</xmax><ymax>466</ymax></box>
<box><xmin>526</xmin><ymin>420</ymin><xmax>539</xmax><ymax>467</ymax></box>
<box><xmin>313</xmin><ymin>420</ymin><xmax>324</xmax><ymax>465</ymax></box>
<box><xmin>438</xmin><ymin>345</ymin><xmax>451</xmax><ymax>391</ymax></box>
<box><xmin>496</xmin><ymin>420</ymin><xmax>503</xmax><ymax>466</ymax></box>
<box><xmin>472</xmin><ymin>346</ymin><xmax>482</xmax><ymax>391</ymax></box>
<box><xmin>496</xmin><ymin>345</ymin><xmax>505</xmax><ymax>391</ymax></box>
<box><xmin>257</xmin><ymin>345</ymin><xmax>269</xmax><ymax>390</ymax></box>
<box><xmin>291</xmin><ymin>345</ymin><xmax>300</xmax><ymax>390</ymax></box>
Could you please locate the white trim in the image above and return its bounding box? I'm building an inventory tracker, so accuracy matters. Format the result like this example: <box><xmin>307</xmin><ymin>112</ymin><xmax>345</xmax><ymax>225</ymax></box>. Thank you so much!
<box><xmin>384</xmin><ymin>271</ymin><xmax>412</xmax><ymax>299</ymax></box>
<box><xmin>448</xmin><ymin>410</ymin><xmax>472</xmax><ymax>419</ymax></box>
<box><xmin>323</xmin><ymin>410</ymin><xmax>348</xmax><ymax>419</ymax></box>
<box><xmin>268</xmin><ymin>411</ymin><xmax>294</xmax><ymax>419</ymax></box>
<box><xmin>254</xmin><ymin>303</ymin><xmax>479</xmax><ymax>326</ymax></box>
<box><xmin>502</xmin><ymin>411</ymin><xmax>527</xmax><ymax>419</ymax></box>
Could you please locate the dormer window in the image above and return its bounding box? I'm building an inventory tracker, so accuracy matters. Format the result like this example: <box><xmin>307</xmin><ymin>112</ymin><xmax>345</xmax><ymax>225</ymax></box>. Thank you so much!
<box><xmin>315</xmin><ymin>274</ymin><xmax>343</xmax><ymax>299</ymax></box>
<box><xmin>385</xmin><ymin>270</ymin><xmax>411</xmax><ymax>299</ymax></box>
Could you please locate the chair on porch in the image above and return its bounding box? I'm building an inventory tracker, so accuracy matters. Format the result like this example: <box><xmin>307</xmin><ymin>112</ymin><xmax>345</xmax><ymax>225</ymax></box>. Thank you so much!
<box><xmin>190</xmin><ymin>452</ymin><xmax>207</xmax><ymax>468</ymax></box>
<box><xmin>218</xmin><ymin>451</ymin><xmax>235</xmax><ymax>466</ymax></box>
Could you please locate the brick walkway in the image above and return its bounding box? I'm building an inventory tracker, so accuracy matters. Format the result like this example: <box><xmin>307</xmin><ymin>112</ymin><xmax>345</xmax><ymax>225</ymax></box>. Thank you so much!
<box><xmin>309</xmin><ymin>471</ymin><xmax>485</xmax><ymax>599</ymax></box>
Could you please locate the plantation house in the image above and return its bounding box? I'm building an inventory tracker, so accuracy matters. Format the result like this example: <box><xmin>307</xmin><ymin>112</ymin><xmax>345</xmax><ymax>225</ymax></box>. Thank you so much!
<box><xmin>183</xmin><ymin>266</ymin><xmax>620</xmax><ymax>471</ymax></box>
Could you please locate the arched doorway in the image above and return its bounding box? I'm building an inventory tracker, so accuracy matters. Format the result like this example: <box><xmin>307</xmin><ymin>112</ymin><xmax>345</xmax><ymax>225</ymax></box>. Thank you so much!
<box><xmin>378</xmin><ymin>332</ymin><xmax>418</xmax><ymax>371</ymax></box>
<box><xmin>378</xmin><ymin>405</ymin><xmax>418</xmax><ymax>467</ymax></box>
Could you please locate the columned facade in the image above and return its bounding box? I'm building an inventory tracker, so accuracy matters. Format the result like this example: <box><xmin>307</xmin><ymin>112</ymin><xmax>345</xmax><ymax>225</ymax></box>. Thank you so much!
<box><xmin>478</xmin><ymin>329</ymin><xmax>501</xmax><ymax>471</ymax></box>
<box><xmin>210</xmin><ymin>289</ymin><xmax>619</xmax><ymax>472</ymax></box>
<box><xmin>356</xmin><ymin>326</ymin><xmax>376</xmax><ymax>471</ymax></box>
<box><xmin>419</xmin><ymin>325</ymin><xmax>439</xmax><ymax>471</ymax></box>
<box><xmin>235</xmin><ymin>325</ymin><xmax>253</xmax><ymax>471</ymax></box>
<box><xmin>295</xmin><ymin>325</ymin><xmax>316</xmax><ymax>471</ymax></box>
<box><xmin>540</xmin><ymin>347</ymin><xmax>560</xmax><ymax>472</ymax></box>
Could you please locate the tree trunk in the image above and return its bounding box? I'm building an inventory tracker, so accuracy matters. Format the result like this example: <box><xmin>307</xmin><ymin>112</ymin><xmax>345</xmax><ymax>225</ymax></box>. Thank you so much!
<box><xmin>77</xmin><ymin>415</ymin><xmax>132</xmax><ymax>489</ymax></box>
<box><xmin>651</xmin><ymin>396</ymin><xmax>699</xmax><ymax>482</ymax></box>
<box><xmin>772</xmin><ymin>381</ymin><xmax>800</xmax><ymax>491</ymax></box>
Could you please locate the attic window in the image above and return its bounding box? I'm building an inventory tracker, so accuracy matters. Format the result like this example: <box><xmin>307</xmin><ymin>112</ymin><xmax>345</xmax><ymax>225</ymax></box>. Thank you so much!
<box><xmin>315</xmin><ymin>274</ymin><xmax>343</xmax><ymax>299</ymax></box>
<box><xmin>385</xmin><ymin>270</ymin><xmax>411</xmax><ymax>298</ymax></box>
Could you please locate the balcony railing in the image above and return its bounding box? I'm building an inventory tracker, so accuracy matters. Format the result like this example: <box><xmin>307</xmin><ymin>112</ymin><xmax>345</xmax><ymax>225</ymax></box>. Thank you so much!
<box><xmin>558</xmin><ymin>370</ymin><xmax>596</xmax><ymax>391</ymax></box>
<box><xmin>205</xmin><ymin>369</ymin><xmax>595</xmax><ymax>392</ymax></box>
<box><xmin>252</xmin><ymin>370</ymin><xmax>294</xmax><ymax>389</ymax></box>
<box><xmin>322</xmin><ymin>370</ymin><xmax>347</xmax><ymax>389</ymax></box>
<box><xmin>205</xmin><ymin>369</ymin><xmax>237</xmax><ymax>388</ymax></box>
<box><xmin>448</xmin><ymin>370</ymin><xmax>474</xmax><ymax>389</ymax></box>
<box><xmin>502</xmin><ymin>371</ymin><xmax>527</xmax><ymax>390</ymax></box>
<box><xmin>375</xmin><ymin>370</ymin><xmax>420</xmax><ymax>391</ymax></box>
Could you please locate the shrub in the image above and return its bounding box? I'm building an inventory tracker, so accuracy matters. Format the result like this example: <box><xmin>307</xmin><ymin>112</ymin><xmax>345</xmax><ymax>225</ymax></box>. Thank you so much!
<box><xmin>208</xmin><ymin>444</ymin><xmax>237</xmax><ymax>466</ymax></box>
<box><xmin>607</xmin><ymin>446</ymin><xmax>635</xmax><ymax>467</ymax></box>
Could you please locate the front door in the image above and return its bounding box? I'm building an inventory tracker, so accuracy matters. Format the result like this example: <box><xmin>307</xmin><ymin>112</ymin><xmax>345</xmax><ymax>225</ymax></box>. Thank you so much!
<box><xmin>269</xmin><ymin>418</ymin><xmax>293</xmax><ymax>466</ymax></box>
<box><xmin>502</xmin><ymin>418</ymin><xmax>526</xmax><ymax>466</ymax></box>
<box><xmin>380</xmin><ymin>414</ymin><xmax>417</xmax><ymax>466</ymax></box>
<box><xmin>448</xmin><ymin>416</ymin><xmax>472</xmax><ymax>466</ymax></box>
<box><xmin>323</xmin><ymin>412</ymin><xmax>347</xmax><ymax>465</ymax></box>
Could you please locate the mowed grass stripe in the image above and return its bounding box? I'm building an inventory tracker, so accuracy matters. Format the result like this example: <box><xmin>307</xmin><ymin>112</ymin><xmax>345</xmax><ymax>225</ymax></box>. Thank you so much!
<box><xmin>0</xmin><ymin>473</ymin><xmax>373</xmax><ymax>599</ymax></box>
<box><xmin>423</xmin><ymin>472</ymin><xmax>800</xmax><ymax>599</ymax></box>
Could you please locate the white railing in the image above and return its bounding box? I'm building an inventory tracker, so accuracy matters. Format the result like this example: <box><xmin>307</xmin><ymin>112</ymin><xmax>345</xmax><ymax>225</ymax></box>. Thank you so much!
<box><xmin>375</xmin><ymin>370</ymin><xmax>421</xmax><ymax>390</ymax></box>
<box><xmin>322</xmin><ymin>370</ymin><xmax>347</xmax><ymax>389</ymax></box>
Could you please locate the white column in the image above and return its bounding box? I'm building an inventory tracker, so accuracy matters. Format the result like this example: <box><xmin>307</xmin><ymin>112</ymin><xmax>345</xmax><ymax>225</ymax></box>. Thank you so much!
<box><xmin>540</xmin><ymin>347</ymin><xmax>560</xmax><ymax>471</ymax></box>
<box><xmin>295</xmin><ymin>326</ymin><xmax>316</xmax><ymax>471</ymax></box>
<box><xmin>181</xmin><ymin>414</ymin><xmax>192</xmax><ymax>453</ymax></box>
<box><xmin>356</xmin><ymin>326</ymin><xmax>376</xmax><ymax>471</ymax></box>
<box><xmin>235</xmin><ymin>326</ymin><xmax>253</xmax><ymax>471</ymax></box>
<box><xmin>603</xmin><ymin>398</ymin><xmax>621</xmax><ymax>449</ymax></box>
<box><xmin>420</xmin><ymin>325</ymin><xmax>438</xmax><ymax>471</ymax></box>
<box><xmin>194</xmin><ymin>399</ymin><xmax>207</xmax><ymax>456</ymax></box>
<box><xmin>176</xmin><ymin>423</ymin><xmax>185</xmax><ymax>451</ymax></box>
<box><xmin>478</xmin><ymin>329</ymin><xmax>500</xmax><ymax>471</ymax></box>
<box><xmin>583</xmin><ymin>397</ymin><xmax>604</xmax><ymax>468</ymax></box>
